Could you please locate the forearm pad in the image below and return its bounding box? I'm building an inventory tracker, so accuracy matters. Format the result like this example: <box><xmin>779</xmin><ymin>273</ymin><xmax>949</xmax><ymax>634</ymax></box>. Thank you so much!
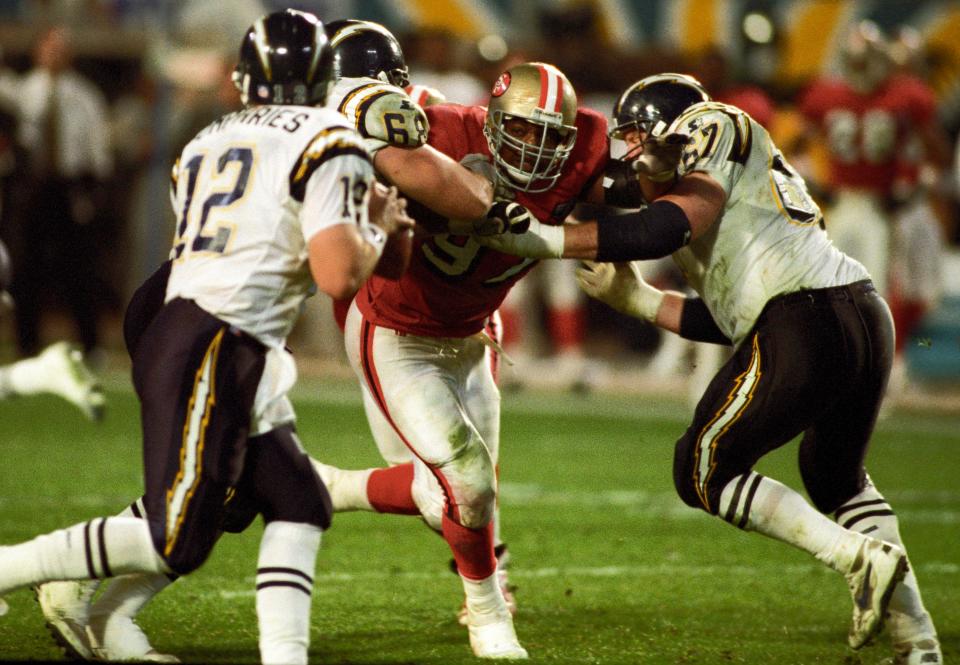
<box><xmin>596</xmin><ymin>200</ymin><xmax>691</xmax><ymax>262</ymax></box>
<box><xmin>678</xmin><ymin>297</ymin><xmax>731</xmax><ymax>345</ymax></box>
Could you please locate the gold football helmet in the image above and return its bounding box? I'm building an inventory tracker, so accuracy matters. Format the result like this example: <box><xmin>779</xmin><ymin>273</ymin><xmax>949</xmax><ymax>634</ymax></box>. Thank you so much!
<box><xmin>484</xmin><ymin>62</ymin><xmax>578</xmax><ymax>193</ymax></box>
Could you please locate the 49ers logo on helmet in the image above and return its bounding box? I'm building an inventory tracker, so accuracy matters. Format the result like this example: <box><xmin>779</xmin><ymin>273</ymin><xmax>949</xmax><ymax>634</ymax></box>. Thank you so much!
<box><xmin>491</xmin><ymin>72</ymin><xmax>511</xmax><ymax>97</ymax></box>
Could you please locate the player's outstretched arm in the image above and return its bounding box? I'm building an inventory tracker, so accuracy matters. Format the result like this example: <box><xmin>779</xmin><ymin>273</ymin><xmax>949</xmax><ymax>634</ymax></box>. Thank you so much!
<box><xmin>575</xmin><ymin>261</ymin><xmax>729</xmax><ymax>344</ymax></box>
<box><xmin>374</xmin><ymin>144</ymin><xmax>493</xmax><ymax>222</ymax></box>
<box><xmin>477</xmin><ymin>172</ymin><xmax>725</xmax><ymax>261</ymax></box>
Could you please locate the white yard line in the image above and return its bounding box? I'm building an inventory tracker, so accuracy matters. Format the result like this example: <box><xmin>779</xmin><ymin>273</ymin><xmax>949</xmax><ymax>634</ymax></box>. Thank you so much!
<box><xmin>215</xmin><ymin>561</ymin><xmax>959</xmax><ymax>598</ymax></box>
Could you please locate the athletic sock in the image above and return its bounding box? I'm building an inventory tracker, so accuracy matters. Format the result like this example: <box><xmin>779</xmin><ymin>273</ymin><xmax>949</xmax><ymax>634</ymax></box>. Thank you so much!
<box><xmin>367</xmin><ymin>463</ymin><xmax>419</xmax><ymax>514</ymax></box>
<box><xmin>462</xmin><ymin>569</ymin><xmax>509</xmax><ymax>625</ymax></box>
<box><xmin>256</xmin><ymin>521</ymin><xmax>321</xmax><ymax>665</ymax></box>
<box><xmin>718</xmin><ymin>472</ymin><xmax>866</xmax><ymax>573</ymax></box>
<box><xmin>836</xmin><ymin>478</ymin><xmax>938</xmax><ymax>643</ymax></box>
<box><xmin>311</xmin><ymin>458</ymin><xmax>374</xmax><ymax>512</ymax></box>
<box><xmin>0</xmin><ymin>517</ymin><xmax>169</xmax><ymax>593</ymax></box>
<box><xmin>442</xmin><ymin>514</ymin><xmax>496</xmax><ymax>581</ymax></box>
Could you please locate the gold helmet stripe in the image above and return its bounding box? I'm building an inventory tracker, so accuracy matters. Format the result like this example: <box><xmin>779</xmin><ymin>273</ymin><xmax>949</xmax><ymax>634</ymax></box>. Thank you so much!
<box><xmin>537</xmin><ymin>63</ymin><xmax>564</xmax><ymax>114</ymax></box>
<box><xmin>252</xmin><ymin>17</ymin><xmax>273</xmax><ymax>83</ymax></box>
<box><xmin>330</xmin><ymin>20</ymin><xmax>395</xmax><ymax>47</ymax></box>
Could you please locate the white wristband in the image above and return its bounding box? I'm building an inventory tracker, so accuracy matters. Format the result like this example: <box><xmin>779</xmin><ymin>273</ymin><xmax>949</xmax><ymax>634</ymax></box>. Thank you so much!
<box><xmin>360</xmin><ymin>223</ymin><xmax>387</xmax><ymax>259</ymax></box>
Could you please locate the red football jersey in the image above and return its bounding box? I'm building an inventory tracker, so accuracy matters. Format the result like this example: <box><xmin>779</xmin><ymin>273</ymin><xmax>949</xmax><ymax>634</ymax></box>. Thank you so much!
<box><xmin>798</xmin><ymin>73</ymin><xmax>936</xmax><ymax>194</ymax></box>
<box><xmin>356</xmin><ymin>103</ymin><xmax>608</xmax><ymax>337</ymax></box>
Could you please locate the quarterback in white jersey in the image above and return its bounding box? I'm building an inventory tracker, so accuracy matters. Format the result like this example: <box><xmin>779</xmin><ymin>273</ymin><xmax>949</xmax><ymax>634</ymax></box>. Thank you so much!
<box><xmin>479</xmin><ymin>73</ymin><xmax>939</xmax><ymax>663</ymax></box>
<box><xmin>16</xmin><ymin>10</ymin><xmax>412</xmax><ymax>665</ymax></box>
<box><xmin>166</xmin><ymin>102</ymin><xmax>377</xmax><ymax>349</ymax></box>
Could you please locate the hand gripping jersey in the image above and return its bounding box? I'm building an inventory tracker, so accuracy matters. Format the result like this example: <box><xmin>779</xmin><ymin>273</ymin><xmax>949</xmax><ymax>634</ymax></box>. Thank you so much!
<box><xmin>327</xmin><ymin>76</ymin><xmax>428</xmax><ymax>155</ymax></box>
<box><xmin>165</xmin><ymin>104</ymin><xmax>374</xmax><ymax>348</ymax></box>
<box><xmin>798</xmin><ymin>73</ymin><xmax>937</xmax><ymax>194</ymax></box>
<box><xmin>668</xmin><ymin>101</ymin><xmax>869</xmax><ymax>346</ymax></box>
<box><xmin>356</xmin><ymin>103</ymin><xmax>608</xmax><ymax>337</ymax></box>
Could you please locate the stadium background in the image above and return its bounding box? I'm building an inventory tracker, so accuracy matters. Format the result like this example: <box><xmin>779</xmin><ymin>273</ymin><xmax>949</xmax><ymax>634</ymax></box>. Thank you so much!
<box><xmin>1</xmin><ymin>0</ymin><xmax>959</xmax><ymax>392</ymax></box>
<box><xmin>0</xmin><ymin>2</ymin><xmax>957</xmax><ymax>663</ymax></box>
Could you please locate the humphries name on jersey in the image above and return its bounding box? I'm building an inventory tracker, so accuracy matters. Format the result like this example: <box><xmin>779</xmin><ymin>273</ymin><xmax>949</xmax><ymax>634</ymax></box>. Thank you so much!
<box><xmin>327</xmin><ymin>76</ymin><xmax>429</xmax><ymax>155</ymax></box>
<box><xmin>166</xmin><ymin>104</ymin><xmax>374</xmax><ymax>349</ymax></box>
<box><xmin>667</xmin><ymin>101</ymin><xmax>869</xmax><ymax>346</ymax></box>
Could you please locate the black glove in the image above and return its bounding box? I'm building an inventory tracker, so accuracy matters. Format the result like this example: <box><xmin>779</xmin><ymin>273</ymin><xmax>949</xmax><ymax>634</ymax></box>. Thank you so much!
<box><xmin>478</xmin><ymin>200</ymin><xmax>533</xmax><ymax>236</ymax></box>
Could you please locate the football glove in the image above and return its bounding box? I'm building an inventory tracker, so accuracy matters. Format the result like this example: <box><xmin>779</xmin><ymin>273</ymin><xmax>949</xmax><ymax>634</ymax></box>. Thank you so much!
<box><xmin>634</xmin><ymin>133</ymin><xmax>690</xmax><ymax>183</ymax></box>
<box><xmin>476</xmin><ymin>201</ymin><xmax>533</xmax><ymax>236</ymax></box>
<box><xmin>475</xmin><ymin>215</ymin><xmax>565</xmax><ymax>259</ymax></box>
<box><xmin>575</xmin><ymin>260</ymin><xmax>664</xmax><ymax>322</ymax></box>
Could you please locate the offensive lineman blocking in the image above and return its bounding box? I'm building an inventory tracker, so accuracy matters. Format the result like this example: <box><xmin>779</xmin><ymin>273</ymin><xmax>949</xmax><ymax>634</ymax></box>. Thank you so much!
<box><xmin>479</xmin><ymin>73</ymin><xmax>939</xmax><ymax>663</ymax></box>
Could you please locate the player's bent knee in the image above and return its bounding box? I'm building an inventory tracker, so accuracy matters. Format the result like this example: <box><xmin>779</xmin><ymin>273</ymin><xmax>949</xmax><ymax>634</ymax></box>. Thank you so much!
<box><xmin>245</xmin><ymin>426</ymin><xmax>333</xmax><ymax>530</ymax></box>
<box><xmin>457</xmin><ymin>493</ymin><xmax>495</xmax><ymax>529</ymax></box>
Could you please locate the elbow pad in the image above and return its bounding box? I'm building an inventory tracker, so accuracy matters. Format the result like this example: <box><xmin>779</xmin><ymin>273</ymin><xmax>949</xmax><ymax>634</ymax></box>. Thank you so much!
<box><xmin>596</xmin><ymin>200</ymin><xmax>691</xmax><ymax>262</ymax></box>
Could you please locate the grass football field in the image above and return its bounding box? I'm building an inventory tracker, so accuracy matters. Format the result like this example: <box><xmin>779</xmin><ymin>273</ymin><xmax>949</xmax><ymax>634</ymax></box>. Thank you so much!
<box><xmin>0</xmin><ymin>376</ymin><xmax>956</xmax><ymax>664</ymax></box>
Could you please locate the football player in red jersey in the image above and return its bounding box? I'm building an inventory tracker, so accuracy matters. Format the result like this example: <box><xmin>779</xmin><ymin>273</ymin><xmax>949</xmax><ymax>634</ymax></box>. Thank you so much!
<box><xmin>313</xmin><ymin>61</ymin><xmax>609</xmax><ymax>659</ymax></box>
<box><xmin>798</xmin><ymin>21</ymin><xmax>941</xmax><ymax>299</ymax></box>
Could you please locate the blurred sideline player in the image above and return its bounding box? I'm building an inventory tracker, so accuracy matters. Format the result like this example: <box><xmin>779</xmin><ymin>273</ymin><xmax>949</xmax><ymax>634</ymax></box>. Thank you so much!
<box><xmin>0</xmin><ymin>238</ymin><xmax>104</xmax><ymax>421</ymax></box>
<box><xmin>480</xmin><ymin>73</ymin><xmax>940</xmax><ymax>664</ymax></box>
<box><xmin>885</xmin><ymin>27</ymin><xmax>951</xmax><ymax>390</ymax></box>
<box><xmin>314</xmin><ymin>60</ymin><xmax>609</xmax><ymax>659</ymax></box>
<box><xmin>33</xmin><ymin>18</ymin><xmax>507</xmax><ymax>662</ymax></box>
<box><xmin>14</xmin><ymin>9</ymin><xmax>414</xmax><ymax>665</ymax></box>
<box><xmin>797</xmin><ymin>21</ymin><xmax>942</xmax><ymax>300</ymax></box>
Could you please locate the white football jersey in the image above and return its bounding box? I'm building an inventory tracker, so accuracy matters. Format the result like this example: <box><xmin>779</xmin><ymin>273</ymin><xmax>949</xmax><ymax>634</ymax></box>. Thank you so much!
<box><xmin>668</xmin><ymin>102</ymin><xmax>870</xmax><ymax>346</ymax></box>
<box><xmin>326</xmin><ymin>76</ymin><xmax>428</xmax><ymax>155</ymax></box>
<box><xmin>166</xmin><ymin>104</ymin><xmax>374</xmax><ymax>347</ymax></box>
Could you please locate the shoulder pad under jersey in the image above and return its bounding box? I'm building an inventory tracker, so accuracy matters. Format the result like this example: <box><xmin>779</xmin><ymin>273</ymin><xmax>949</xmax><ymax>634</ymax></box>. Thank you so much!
<box><xmin>336</xmin><ymin>82</ymin><xmax>429</xmax><ymax>150</ymax></box>
<box><xmin>670</xmin><ymin>102</ymin><xmax>754</xmax><ymax>176</ymax></box>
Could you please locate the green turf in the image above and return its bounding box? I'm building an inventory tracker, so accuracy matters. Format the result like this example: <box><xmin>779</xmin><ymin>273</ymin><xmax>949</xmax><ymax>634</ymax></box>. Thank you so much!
<box><xmin>0</xmin><ymin>380</ymin><xmax>956</xmax><ymax>663</ymax></box>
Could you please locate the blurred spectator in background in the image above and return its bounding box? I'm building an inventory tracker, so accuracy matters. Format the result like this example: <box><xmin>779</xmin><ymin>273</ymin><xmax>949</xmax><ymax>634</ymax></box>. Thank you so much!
<box><xmin>6</xmin><ymin>25</ymin><xmax>113</xmax><ymax>359</ymax></box>
<box><xmin>692</xmin><ymin>45</ymin><xmax>775</xmax><ymax>128</ymax></box>
<box><xmin>404</xmin><ymin>29</ymin><xmax>485</xmax><ymax>105</ymax></box>
<box><xmin>0</xmin><ymin>237</ymin><xmax>105</xmax><ymax>421</ymax></box>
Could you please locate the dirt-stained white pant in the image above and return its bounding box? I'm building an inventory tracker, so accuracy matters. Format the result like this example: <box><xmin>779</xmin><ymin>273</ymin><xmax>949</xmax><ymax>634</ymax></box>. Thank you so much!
<box><xmin>344</xmin><ymin>301</ymin><xmax>501</xmax><ymax>531</ymax></box>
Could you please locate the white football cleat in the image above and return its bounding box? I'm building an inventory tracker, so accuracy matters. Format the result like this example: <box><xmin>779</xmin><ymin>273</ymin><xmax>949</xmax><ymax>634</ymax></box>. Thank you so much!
<box><xmin>846</xmin><ymin>538</ymin><xmax>908</xmax><ymax>649</ymax></box>
<box><xmin>0</xmin><ymin>597</ymin><xmax>8</xmax><ymax>616</ymax></box>
<box><xmin>36</xmin><ymin>342</ymin><xmax>106</xmax><ymax>422</ymax></box>
<box><xmin>467</xmin><ymin>615</ymin><xmax>528</xmax><ymax>660</ymax></box>
<box><xmin>88</xmin><ymin>612</ymin><xmax>180</xmax><ymax>663</ymax></box>
<box><xmin>35</xmin><ymin>581</ymin><xmax>98</xmax><ymax>660</ymax></box>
